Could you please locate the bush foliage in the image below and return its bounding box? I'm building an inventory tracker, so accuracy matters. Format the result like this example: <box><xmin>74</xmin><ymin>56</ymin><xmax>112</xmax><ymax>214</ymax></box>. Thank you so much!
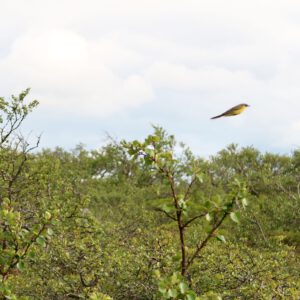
<box><xmin>0</xmin><ymin>91</ymin><xmax>299</xmax><ymax>299</ymax></box>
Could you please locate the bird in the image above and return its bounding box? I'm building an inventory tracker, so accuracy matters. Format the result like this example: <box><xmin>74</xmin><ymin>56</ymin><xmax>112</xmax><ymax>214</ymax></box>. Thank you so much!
<box><xmin>211</xmin><ymin>103</ymin><xmax>250</xmax><ymax>119</ymax></box>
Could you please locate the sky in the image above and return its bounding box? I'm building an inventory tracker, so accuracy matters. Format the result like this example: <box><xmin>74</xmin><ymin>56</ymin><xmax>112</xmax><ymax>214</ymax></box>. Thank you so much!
<box><xmin>1</xmin><ymin>0</ymin><xmax>300</xmax><ymax>156</ymax></box>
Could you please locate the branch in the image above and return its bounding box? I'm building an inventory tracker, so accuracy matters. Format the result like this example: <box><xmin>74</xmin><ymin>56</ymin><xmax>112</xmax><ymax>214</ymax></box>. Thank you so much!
<box><xmin>0</xmin><ymin>113</ymin><xmax>26</xmax><ymax>145</ymax></box>
<box><xmin>182</xmin><ymin>213</ymin><xmax>207</xmax><ymax>228</ymax></box>
<box><xmin>186</xmin><ymin>210</ymin><xmax>230</xmax><ymax>270</ymax></box>
<box><xmin>153</xmin><ymin>207</ymin><xmax>177</xmax><ymax>221</ymax></box>
<box><xmin>67</xmin><ymin>294</ymin><xmax>85</xmax><ymax>299</ymax></box>
<box><xmin>2</xmin><ymin>222</ymin><xmax>48</xmax><ymax>279</ymax></box>
<box><xmin>246</xmin><ymin>212</ymin><xmax>269</xmax><ymax>245</ymax></box>
<box><xmin>183</xmin><ymin>176</ymin><xmax>197</xmax><ymax>202</ymax></box>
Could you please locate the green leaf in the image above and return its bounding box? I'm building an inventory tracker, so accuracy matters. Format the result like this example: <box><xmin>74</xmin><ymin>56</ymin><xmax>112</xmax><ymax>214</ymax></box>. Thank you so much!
<box><xmin>128</xmin><ymin>148</ymin><xmax>136</xmax><ymax>155</ymax></box>
<box><xmin>151</xmin><ymin>135</ymin><xmax>161</xmax><ymax>143</ymax></box>
<box><xmin>47</xmin><ymin>228</ymin><xmax>54</xmax><ymax>236</ymax></box>
<box><xmin>178</xmin><ymin>198</ymin><xmax>186</xmax><ymax>210</ymax></box>
<box><xmin>153</xmin><ymin>270</ymin><xmax>160</xmax><ymax>279</ymax></box>
<box><xmin>132</xmin><ymin>140</ymin><xmax>141</xmax><ymax>148</ymax></box>
<box><xmin>230</xmin><ymin>212</ymin><xmax>239</xmax><ymax>224</ymax></box>
<box><xmin>168</xmin><ymin>288</ymin><xmax>178</xmax><ymax>298</ymax></box>
<box><xmin>161</xmin><ymin>204</ymin><xmax>172</xmax><ymax>214</ymax></box>
<box><xmin>28</xmin><ymin>251</ymin><xmax>36</xmax><ymax>259</ymax></box>
<box><xmin>145</xmin><ymin>149</ymin><xmax>155</xmax><ymax>157</ymax></box>
<box><xmin>223</xmin><ymin>202</ymin><xmax>233</xmax><ymax>211</ymax></box>
<box><xmin>158</xmin><ymin>286</ymin><xmax>167</xmax><ymax>294</ymax></box>
<box><xmin>144</xmin><ymin>156</ymin><xmax>154</xmax><ymax>165</ymax></box>
<box><xmin>2</xmin><ymin>198</ymin><xmax>10</xmax><ymax>208</ymax></box>
<box><xmin>186</xmin><ymin>294</ymin><xmax>196</xmax><ymax>300</ymax></box>
<box><xmin>171</xmin><ymin>272</ymin><xmax>178</xmax><ymax>284</ymax></box>
<box><xmin>196</xmin><ymin>174</ymin><xmax>204</xmax><ymax>183</ymax></box>
<box><xmin>172</xmin><ymin>254</ymin><xmax>181</xmax><ymax>262</ymax></box>
<box><xmin>179</xmin><ymin>282</ymin><xmax>189</xmax><ymax>294</ymax></box>
<box><xmin>44</xmin><ymin>211</ymin><xmax>51</xmax><ymax>220</ymax></box>
<box><xmin>241</xmin><ymin>198</ymin><xmax>248</xmax><ymax>208</ymax></box>
<box><xmin>205</xmin><ymin>213</ymin><xmax>211</xmax><ymax>222</ymax></box>
<box><xmin>216</xmin><ymin>235</ymin><xmax>226</xmax><ymax>243</ymax></box>
<box><xmin>36</xmin><ymin>236</ymin><xmax>46</xmax><ymax>247</ymax></box>
<box><xmin>16</xmin><ymin>261</ymin><xmax>25</xmax><ymax>271</ymax></box>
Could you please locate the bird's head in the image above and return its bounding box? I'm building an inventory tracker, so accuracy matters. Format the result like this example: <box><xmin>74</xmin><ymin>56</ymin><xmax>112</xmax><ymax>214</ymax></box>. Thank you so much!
<box><xmin>242</xmin><ymin>103</ymin><xmax>250</xmax><ymax>107</ymax></box>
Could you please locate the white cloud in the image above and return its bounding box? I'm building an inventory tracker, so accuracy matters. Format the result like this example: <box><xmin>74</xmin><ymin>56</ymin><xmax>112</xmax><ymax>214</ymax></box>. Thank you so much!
<box><xmin>145</xmin><ymin>62</ymin><xmax>260</xmax><ymax>92</ymax></box>
<box><xmin>0</xmin><ymin>1</ymin><xmax>300</xmax><ymax>152</ymax></box>
<box><xmin>0</xmin><ymin>29</ymin><xmax>153</xmax><ymax>117</ymax></box>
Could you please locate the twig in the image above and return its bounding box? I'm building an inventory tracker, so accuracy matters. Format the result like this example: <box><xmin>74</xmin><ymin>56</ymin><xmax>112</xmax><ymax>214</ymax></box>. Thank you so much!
<box><xmin>153</xmin><ymin>207</ymin><xmax>177</xmax><ymax>221</ymax></box>
<box><xmin>183</xmin><ymin>213</ymin><xmax>207</xmax><ymax>228</ymax></box>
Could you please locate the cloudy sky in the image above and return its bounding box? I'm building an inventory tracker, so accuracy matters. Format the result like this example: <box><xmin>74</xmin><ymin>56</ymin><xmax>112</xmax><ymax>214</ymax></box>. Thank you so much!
<box><xmin>1</xmin><ymin>0</ymin><xmax>300</xmax><ymax>156</ymax></box>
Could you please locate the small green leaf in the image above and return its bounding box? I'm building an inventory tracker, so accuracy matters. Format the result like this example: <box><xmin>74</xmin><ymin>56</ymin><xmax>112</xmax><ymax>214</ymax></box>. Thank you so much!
<box><xmin>172</xmin><ymin>254</ymin><xmax>181</xmax><ymax>262</ymax></box>
<box><xmin>151</xmin><ymin>135</ymin><xmax>161</xmax><ymax>143</ymax></box>
<box><xmin>203</xmin><ymin>201</ymin><xmax>212</xmax><ymax>209</ymax></box>
<box><xmin>216</xmin><ymin>235</ymin><xmax>226</xmax><ymax>243</ymax></box>
<box><xmin>2</xmin><ymin>198</ymin><xmax>10</xmax><ymax>208</ymax></box>
<box><xmin>128</xmin><ymin>148</ymin><xmax>136</xmax><ymax>155</ymax></box>
<box><xmin>241</xmin><ymin>198</ymin><xmax>248</xmax><ymax>208</ymax></box>
<box><xmin>44</xmin><ymin>211</ymin><xmax>51</xmax><ymax>220</ymax></box>
<box><xmin>205</xmin><ymin>213</ymin><xmax>211</xmax><ymax>222</ymax></box>
<box><xmin>161</xmin><ymin>204</ymin><xmax>172</xmax><ymax>214</ymax></box>
<box><xmin>36</xmin><ymin>236</ymin><xmax>46</xmax><ymax>247</ymax></box>
<box><xmin>132</xmin><ymin>140</ymin><xmax>141</xmax><ymax>148</ymax></box>
<box><xmin>168</xmin><ymin>288</ymin><xmax>178</xmax><ymax>298</ymax></box>
<box><xmin>28</xmin><ymin>251</ymin><xmax>36</xmax><ymax>259</ymax></box>
<box><xmin>153</xmin><ymin>270</ymin><xmax>160</xmax><ymax>278</ymax></box>
<box><xmin>186</xmin><ymin>294</ymin><xmax>196</xmax><ymax>300</ymax></box>
<box><xmin>230</xmin><ymin>212</ymin><xmax>239</xmax><ymax>223</ymax></box>
<box><xmin>196</xmin><ymin>174</ymin><xmax>204</xmax><ymax>183</ymax></box>
<box><xmin>158</xmin><ymin>286</ymin><xmax>167</xmax><ymax>294</ymax></box>
<box><xmin>145</xmin><ymin>149</ymin><xmax>155</xmax><ymax>157</ymax></box>
<box><xmin>171</xmin><ymin>272</ymin><xmax>178</xmax><ymax>284</ymax></box>
<box><xmin>144</xmin><ymin>156</ymin><xmax>154</xmax><ymax>165</ymax></box>
<box><xmin>47</xmin><ymin>228</ymin><xmax>54</xmax><ymax>236</ymax></box>
<box><xmin>179</xmin><ymin>282</ymin><xmax>189</xmax><ymax>294</ymax></box>
<box><xmin>17</xmin><ymin>261</ymin><xmax>25</xmax><ymax>271</ymax></box>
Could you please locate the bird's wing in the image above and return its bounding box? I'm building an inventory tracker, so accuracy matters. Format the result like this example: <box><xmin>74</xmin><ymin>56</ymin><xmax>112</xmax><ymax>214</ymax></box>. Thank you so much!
<box><xmin>210</xmin><ymin>104</ymin><xmax>246</xmax><ymax>119</ymax></box>
<box><xmin>222</xmin><ymin>104</ymin><xmax>244</xmax><ymax>115</ymax></box>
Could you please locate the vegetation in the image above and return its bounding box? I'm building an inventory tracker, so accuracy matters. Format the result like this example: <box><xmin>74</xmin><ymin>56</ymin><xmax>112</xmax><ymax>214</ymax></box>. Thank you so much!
<box><xmin>0</xmin><ymin>90</ymin><xmax>299</xmax><ymax>299</ymax></box>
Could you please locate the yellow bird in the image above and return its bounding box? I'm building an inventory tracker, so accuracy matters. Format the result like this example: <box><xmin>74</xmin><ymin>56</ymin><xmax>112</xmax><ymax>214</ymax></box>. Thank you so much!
<box><xmin>211</xmin><ymin>103</ymin><xmax>250</xmax><ymax>119</ymax></box>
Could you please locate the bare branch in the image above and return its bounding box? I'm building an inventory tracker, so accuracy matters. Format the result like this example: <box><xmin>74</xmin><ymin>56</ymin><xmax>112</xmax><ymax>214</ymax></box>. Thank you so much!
<box><xmin>183</xmin><ymin>213</ymin><xmax>207</xmax><ymax>228</ymax></box>
<box><xmin>153</xmin><ymin>207</ymin><xmax>177</xmax><ymax>221</ymax></box>
<box><xmin>186</xmin><ymin>210</ymin><xmax>230</xmax><ymax>270</ymax></box>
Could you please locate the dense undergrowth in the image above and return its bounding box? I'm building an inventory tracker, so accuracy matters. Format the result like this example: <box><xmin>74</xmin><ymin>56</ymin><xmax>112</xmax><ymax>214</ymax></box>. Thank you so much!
<box><xmin>0</xmin><ymin>91</ymin><xmax>299</xmax><ymax>299</ymax></box>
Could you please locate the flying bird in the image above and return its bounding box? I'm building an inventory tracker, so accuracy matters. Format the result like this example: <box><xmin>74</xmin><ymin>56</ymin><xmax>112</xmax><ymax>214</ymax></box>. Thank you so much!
<box><xmin>211</xmin><ymin>103</ymin><xmax>250</xmax><ymax>119</ymax></box>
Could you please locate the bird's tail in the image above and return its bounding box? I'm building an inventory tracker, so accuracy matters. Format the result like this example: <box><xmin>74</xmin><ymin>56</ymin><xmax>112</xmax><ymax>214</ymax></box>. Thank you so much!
<box><xmin>210</xmin><ymin>114</ymin><xmax>223</xmax><ymax>119</ymax></box>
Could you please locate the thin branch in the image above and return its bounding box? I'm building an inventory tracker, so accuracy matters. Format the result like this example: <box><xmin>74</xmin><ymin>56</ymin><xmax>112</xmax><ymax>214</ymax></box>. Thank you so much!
<box><xmin>186</xmin><ymin>210</ymin><xmax>230</xmax><ymax>270</ymax></box>
<box><xmin>183</xmin><ymin>176</ymin><xmax>197</xmax><ymax>202</ymax></box>
<box><xmin>183</xmin><ymin>213</ymin><xmax>207</xmax><ymax>228</ymax></box>
<box><xmin>66</xmin><ymin>294</ymin><xmax>85</xmax><ymax>299</ymax></box>
<box><xmin>247</xmin><ymin>212</ymin><xmax>269</xmax><ymax>245</ymax></box>
<box><xmin>153</xmin><ymin>207</ymin><xmax>177</xmax><ymax>221</ymax></box>
<box><xmin>151</xmin><ymin>154</ymin><xmax>187</xmax><ymax>275</ymax></box>
<box><xmin>0</xmin><ymin>114</ymin><xmax>26</xmax><ymax>145</ymax></box>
